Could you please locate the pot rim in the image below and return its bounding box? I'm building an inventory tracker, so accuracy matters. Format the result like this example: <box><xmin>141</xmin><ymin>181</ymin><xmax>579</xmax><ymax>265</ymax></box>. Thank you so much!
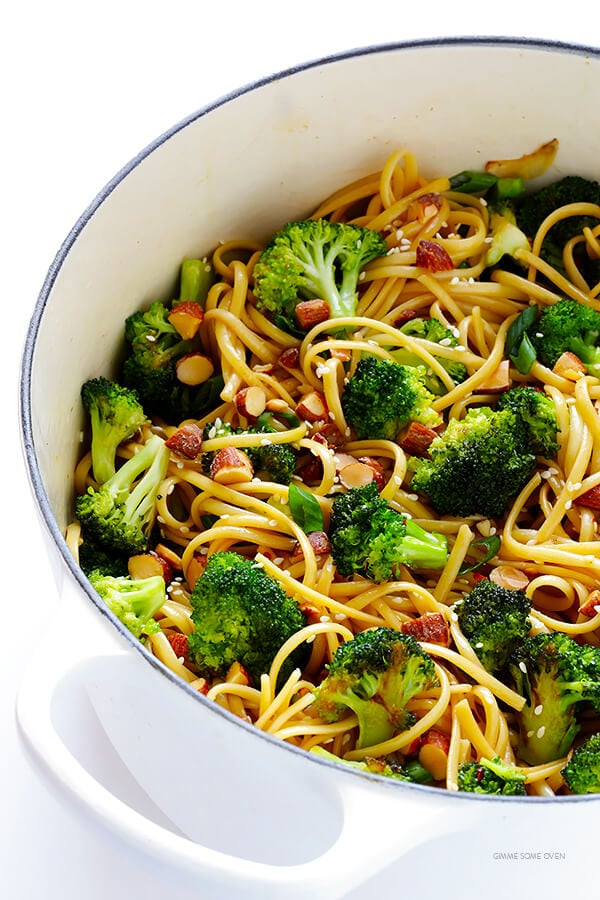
<box><xmin>19</xmin><ymin>34</ymin><xmax>600</xmax><ymax>803</ymax></box>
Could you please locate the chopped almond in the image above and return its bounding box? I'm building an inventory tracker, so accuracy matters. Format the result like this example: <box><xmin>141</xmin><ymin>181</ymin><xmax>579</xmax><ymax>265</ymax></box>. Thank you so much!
<box><xmin>291</xmin><ymin>530</ymin><xmax>332</xmax><ymax>560</ymax></box>
<box><xmin>416</xmin><ymin>240</ymin><xmax>454</xmax><ymax>272</ymax></box>
<box><xmin>489</xmin><ymin>565</ymin><xmax>529</xmax><ymax>591</ymax></box>
<box><xmin>175</xmin><ymin>352</ymin><xmax>215</xmax><ymax>386</ymax></box>
<box><xmin>166</xmin><ymin>632</ymin><xmax>191</xmax><ymax>667</ymax></box>
<box><xmin>393</xmin><ymin>309</ymin><xmax>419</xmax><ymax>327</ymax></box>
<box><xmin>128</xmin><ymin>551</ymin><xmax>173</xmax><ymax>583</ymax></box>
<box><xmin>398</xmin><ymin>421</ymin><xmax>439</xmax><ymax>457</ymax></box>
<box><xmin>552</xmin><ymin>351</ymin><xmax>586</xmax><ymax>380</ymax></box>
<box><xmin>165</xmin><ymin>422</ymin><xmax>203</xmax><ymax>459</ymax></box>
<box><xmin>407</xmin><ymin>192</ymin><xmax>442</xmax><ymax>223</ymax></box>
<box><xmin>296</xmin><ymin>391</ymin><xmax>328</xmax><ymax>423</ymax></box>
<box><xmin>401</xmin><ymin>612</ymin><xmax>450</xmax><ymax>646</ymax></box>
<box><xmin>210</xmin><ymin>446</ymin><xmax>254</xmax><ymax>483</ymax></box>
<box><xmin>579</xmin><ymin>590</ymin><xmax>600</xmax><ymax>618</ymax></box>
<box><xmin>295</xmin><ymin>299</ymin><xmax>331</xmax><ymax>330</ymax></box>
<box><xmin>578</xmin><ymin>484</ymin><xmax>600</xmax><ymax>509</ymax></box>
<box><xmin>278</xmin><ymin>346</ymin><xmax>301</xmax><ymax>370</ymax></box>
<box><xmin>312</xmin><ymin>423</ymin><xmax>346</xmax><ymax>449</ymax></box>
<box><xmin>235</xmin><ymin>386</ymin><xmax>267</xmax><ymax>421</ymax></box>
<box><xmin>474</xmin><ymin>359</ymin><xmax>511</xmax><ymax>393</ymax></box>
<box><xmin>297</xmin><ymin>457</ymin><xmax>324</xmax><ymax>484</ymax></box>
<box><xmin>168</xmin><ymin>301</ymin><xmax>204</xmax><ymax>340</ymax></box>
<box><xmin>418</xmin><ymin>729</ymin><xmax>450</xmax><ymax>782</ymax></box>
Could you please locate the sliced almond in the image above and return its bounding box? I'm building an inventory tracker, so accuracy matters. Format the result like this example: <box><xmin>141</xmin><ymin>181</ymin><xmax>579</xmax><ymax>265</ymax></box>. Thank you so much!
<box><xmin>418</xmin><ymin>729</ymin><xmax>450</xmax><ymax>782</ymax></box>
<box><xmin>175</xmin><ymin>352</ymin><xmax>215</xmax><ymax>386</ymax></box>
<box><xmin>357</xmin><ymin>456</ymin><xmax>386</xmax><ymax>491</ymax></box>
<box><xmin>474</xmin><ymin>359</ymin><xmax>511</xmax><ymax>393</ymax></box>
<box><xmin>579</xmin><ymin>589</ymin><xmax>600</xmax><ymax>618</ymax></box>
<box><xmin>210</xmin><ymin>446</ymin><xmax>254</xmax><ymax>484</ymax></box>
<box><xmin>168</xmin><ymin>301</ymin><xmax>204</xmax><ymax>340</ymax></box>
<box><xmin>278</xmin><ymin>346</ymin><xmax>301</xmax><ymax>370</ymax></box>
<box><xmin>128</xmin><ymin>551</ymin><xmax>173</xmax><ymax>583</ymax></box>
<box><xmin>295</xmin><ymin>390</ymin><xmax>328</xmax><ymax>423</ymax></box>
<box><xmin>489</xmin><ymin>565</ymin><xmax>529</xmax><ymax>591</ymax></box>
<box><xmin>338</xmin><ymin>461</ymin><xmax>376</xmax><ymax>490</ymax></box>
<box><xmin>552</xmin><ymin>351</ymin><xmax>586</xmax><ymax>380</ymax></box>
<box><xmin>235</xmin><ymin>386</ymin><xmax>267</xmax><ymax>421</ymax></box>
<box><xmin>186</xmin><ymin>554</ymin><xmax>207</xmax><ymax>589</ymax></box>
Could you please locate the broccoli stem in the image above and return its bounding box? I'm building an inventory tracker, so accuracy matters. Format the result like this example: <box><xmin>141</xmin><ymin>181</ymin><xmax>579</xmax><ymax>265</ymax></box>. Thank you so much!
<box><xmin>177</xmin><ymin>258</ymin><xmax>214</xmax><ymax>306</ymax></box>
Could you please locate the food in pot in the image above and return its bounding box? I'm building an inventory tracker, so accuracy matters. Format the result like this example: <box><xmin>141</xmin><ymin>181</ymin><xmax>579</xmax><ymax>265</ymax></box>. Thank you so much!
<box><xmin>66</xmin><ymin>142</ymin><xmax>600</xmax><ymax>796</ymax></box>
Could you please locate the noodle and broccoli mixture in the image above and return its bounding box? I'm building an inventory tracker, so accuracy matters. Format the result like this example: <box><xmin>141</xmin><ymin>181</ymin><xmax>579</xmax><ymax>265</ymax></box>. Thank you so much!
<box><xmin>68</xmin><ymin>141</ymin><xmax>600</xmax><ymax>796</ymax></box>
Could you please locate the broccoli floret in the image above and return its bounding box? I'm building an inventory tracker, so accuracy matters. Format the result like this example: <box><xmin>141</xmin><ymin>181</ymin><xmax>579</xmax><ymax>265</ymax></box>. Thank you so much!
<box><xmin>496</xmin><ymin>385</ymin><xmax>560</xmax><ymax>457</ymax></box>
<box><xmin>252</xmin><ymin>219</ymin><xmax>387</xmax><ymax>329</ymax></box>
<box><xmin>312</xmin><ymin>627</ymin><xmax>438</xmax><ymax>749</ymax></box>
<box><xmin>341</xmin><ymin>355</ymin><xmax>442</xmax><ymax>441</ymax></box>
<box><xmin>516</xmin><ymin>175</ymin><xmax>600</xmax><ymax>278</ymax></box>
<box><xmin>457</xmin><ymin>756</ymin><xmax>527</xmax><ymax>796</ymax></box>
<box><xmin>81</xmin><ymin>377</ymin><xmax>148</xmax><ymax>485</ymax></box>
<box><xmin>561</xmin><ymin>732</ymin><xmax>600</xmax><ymax>794</ymax></box>
<box><xmin>527</xmin><ymin>297</ymin><xmax>600</xmax><ymax>377</ymax></box>
<box><xmin>410</xmin><ymin>406</ymin><xmax>537</xmax><ymax>518</ymax></box>
<box><xmin>122</xmin><ymin>299</ymin><xmax>223</xmax><ymax>422</ymax></box>
<box><xmin>509</xmin><ymin>632</ymin><xmax>600</xmax><ymax>765</ymax></box>
<box><xmin>78</xmin><ymin>539</ymin><xmax>128</xmax><ymax>578</ymax></box>
<box><xmin>484</xmin><ymin>179</ymin><xmax>530</xmax><ymax>268</ymax></box>
<box><xmin>455</xmin><ymin>579</ymin><xmax>532</xmax><ymax>674</ymax></box>
<box><xmin>329</xmin><ymin>483</ymin><xmax>448</xmax><ymax>582</ymax></box>
<box><xmin>88</xmin><ymin>570</ymin><xmax>166</xmax><ymax>639</ymax></box>
<box><xmin>392</xmin><ymin>317</ymin><xmax>468</xmax><ymax>394</ymax></box>
<box><xmin>75</xmin><ymin>433</ymin><xmax>169</xmax><ymax>556</ymax></box>
<box><xmin>187</xmin><ymin>551</ymin><xmax>307</xmax><ymax>685</ymax></box>
<box><xmin>310</xmin><ymin>746</ymin><xmax>427</xmax><ymax>782</ymax></box>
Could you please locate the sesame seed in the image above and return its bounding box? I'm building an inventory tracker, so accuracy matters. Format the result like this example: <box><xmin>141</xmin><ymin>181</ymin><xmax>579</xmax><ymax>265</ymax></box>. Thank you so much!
<box><xmin>319</xmin><ymin>615</ymin><xmax>330</xmax><ymax>623</ymax></box>
<box><xmin>450</xmin><ymin>276</ymin><xmax>460</xmax><ymax>285</ymax></box>
<box><xmin>145</xmin><ymin>334</ymin><xmax>157</xmax><ymax>342</ymax></box>
<box><xmin>480</xmin><ymin>197</ymin><xmax>488</xmax><ymax>207</ymax></box>
<box><xmin>260</xmin><ymin>438</ymin><xmax>272</xmax><ymax>446</ymax></box>
<box><xmin>527</xmin><ymin>730</ymin><xmax>535</xmax><ymax>738</ymax></box>
<box><xmin>534</xmin><ymin>704</ymin><xmax>544</xmax><ymax>716</ymax></box>
<box><xmin>519</xmin><ymin>661</ymin><xmax>527</xmax><ymax>674</ymax></box>
<box><xmin>536</xmin><ymin>726</ymin><xmax>546</xmax><ymax>739</ymax></box>
<box><xmin>396</xmin><ymin>229</ymin><xmax>404</xmax><ymax>239</ymax></box>
<box><xmin>179</xmin><ymin>525</ymin><xmax>189</xmax><ymax>533</ymax></box>
<box><xmin>438</xmin><ymin>337</ymin><xmax>452</xmax><ymax>346</ymax></box>
<box><xmin>475</xmin><ymin>641</ymin><xmax>484</xmax><ymax>649</ymax></box>
<box><xmin>565</xmin><ymin>500</ymin><xmax>573</xmax><ymax>510</ymax></box>
<box><xmin>334</xmin><ymin>613</ymin><xmax>346</xmax><ymax>621</ymax></box>
<box><xmin>306</xmin><ymin>634</ymin><xmax>316</xmax><ymax>644</ymax></box>
<box><xmin>359</xmin><ymin>272</ymin><xmax>366</xmax><ymax>281</ymax></box>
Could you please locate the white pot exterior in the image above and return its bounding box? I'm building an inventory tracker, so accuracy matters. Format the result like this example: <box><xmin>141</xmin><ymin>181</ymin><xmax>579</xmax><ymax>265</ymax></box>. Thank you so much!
<box><xmin>19</xmin><ymin>37</ymin><xmax>600</xmax><ymax>897</ymax></box>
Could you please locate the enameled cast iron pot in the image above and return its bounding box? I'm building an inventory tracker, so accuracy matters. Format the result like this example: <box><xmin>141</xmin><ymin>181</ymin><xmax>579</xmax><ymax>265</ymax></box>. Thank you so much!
<box><xmin>19</xmin><ymin>37</ymin><xmax>600</xmax><ymax>899</ymax></box>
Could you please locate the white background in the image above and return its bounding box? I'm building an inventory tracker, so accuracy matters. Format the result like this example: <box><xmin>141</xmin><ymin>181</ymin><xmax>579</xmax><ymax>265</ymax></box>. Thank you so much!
<box><xmin>3</xmin><ymin>2</ymin><xmax>600</xmax><ymax>897</ymax></box>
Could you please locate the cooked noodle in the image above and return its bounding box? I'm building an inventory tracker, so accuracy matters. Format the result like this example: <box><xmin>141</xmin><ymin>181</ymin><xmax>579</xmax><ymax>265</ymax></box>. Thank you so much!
<box><xmin>68</xmin><ymin>146</ymin><xmax>600</xmax><ymax>795</ymax></box>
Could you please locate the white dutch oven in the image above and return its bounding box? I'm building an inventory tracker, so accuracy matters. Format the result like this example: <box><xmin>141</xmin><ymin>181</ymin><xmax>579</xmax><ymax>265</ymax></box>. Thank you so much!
<box><xmin>18</xmin><ymin>37</ymin><xmax>600</xmax><ymax>898</ymax></box>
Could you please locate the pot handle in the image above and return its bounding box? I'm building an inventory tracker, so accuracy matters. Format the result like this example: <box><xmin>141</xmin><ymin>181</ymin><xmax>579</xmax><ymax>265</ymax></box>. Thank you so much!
<box><xmin>16</xmin><ymin>574</ymin><xmax>465</xmax><ymax>899</ymax></box>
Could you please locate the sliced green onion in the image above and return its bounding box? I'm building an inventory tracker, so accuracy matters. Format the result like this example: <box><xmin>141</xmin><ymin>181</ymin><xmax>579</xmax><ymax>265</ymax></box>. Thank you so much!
<box><xmin>459</xmin><ymin>534</ymin><xmax>502</xmax><ymax>575</ymax></box>
<box><xmin>288</xmin><ymin>482</ymin><xmax>324</xmax><ymax>534</ymax></box>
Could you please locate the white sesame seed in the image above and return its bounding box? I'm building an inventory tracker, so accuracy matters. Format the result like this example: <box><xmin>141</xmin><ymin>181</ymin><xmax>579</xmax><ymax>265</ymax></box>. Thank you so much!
<box><xmin>179</xmin><ymin>525</ymin><xmax>189</xmax><ymax>533</ymax></box>
<box><xmin>565</xmin><ymin>500</ymin><xmax>573</xmax><ymax>510</ymax></box>
<box><xmin>519</xmin><ymin>661</ymin><xmax>527</xmax><ymax>674</ymax></box>
<box><xmin>536</xmin><ymin>726</ymin><xmax>546</xmax><ymax>739</ymax></box>
<box><xmin>534</xmin><ymin>704</ymin><xmax>544</xmax><ymax>716</ymax></box>
<box><xmin>405</xmin><ymin>493</ymin><xmax>419</xmax><ymax>501</ymax></box>
<box><xmin>157</xmin><ymin>516</ymin><xmax>165</xmax><ymax>524</ymax></box>
<box><xmin>260</xmin><ymin>438</ymin><xmax>272</xmax><ymax>446</ymax></box>
<box><xmin>334</xmin><ymin>613</ymin><xmax>346</xmax><ymax>621</ymax></box>
<box><xmin>527</xmin><ymin>730</ymin><xmax>535</xmax><ymax>738</ymax></box>
<box><xmin>438</xmin><ymin>337</ymin><xmax>452</xmax><ymax>346</ymax></box>
<box><xmin>145</xmin><ymin>334</ymin><xmax>157</xmax><ymax>342</ymax></box>
<box><xmin>396</xmin><ymin>229</ymin><xmax>404</xmax><ymax>240</ymax></box>
<box><xmin>450</xmin><ymin>276</ymin><xmax>460</xmax><ymax>285</ymax></box>
<box><xmin>319</xmin><ymin>615</ymin><xmax>330</xmax><ymax>623</ymax></box>
<box><xmin>480</xmin><ymin>197</ymin><xmax>488</xmax><ymax>207</ymax></box>
<box><xmin>306</xmin><ymin>634</ymin><xmax>316</xmax><ymax>644</ymax></box>
<box><xmin>359</xmin><ymin>272</ymin><xmax>366</xmax><ymax>281</ymax></box>
<box><xmin>475</xmin><ymin>641</ymin><xmax>484</xmax><ymax>649</ymax></box>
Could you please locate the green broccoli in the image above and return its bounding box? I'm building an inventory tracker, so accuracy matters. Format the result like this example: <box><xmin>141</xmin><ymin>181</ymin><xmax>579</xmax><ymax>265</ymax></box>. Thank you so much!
<box><xmin>78</xmin><ymin>539</ymin><xmax>129</xmax><ymax>578</ymax></box>
<box><xmin>187</xmin><ymin>551</ymin><xmax>308</xmax><ymax>685</ymax></box>
<box><xmin>329</xmin><ymin>483</ymin><xmax>448</xmax><ymax>582</ymax></box>
<box><xmin>409</xmin><ymin>405</ymin><xmax>537</xmax><ymax>518</ymax></box>
<box><xmin>516</xmin><ymin>175</ymin><xmax>600</xmax><ymax>278</ymax></box>
<box><xmin>310</xmin><ymin>746</ymin><xmax>433</xmax><ymax>783</ymax></box>
<box><xmin>496</xmin><ymin>385</ymin><xmax>560</xmax><ymax>457</ymax></box>
<box><xmin>527</xmin><ymin>297</ymin><xmax>600</xmax><ymax>377</ymax></box>
<box><xmin>509</xmin><ymin>632</ymin><xmax>600</xmax><ymax>765</ymax></box>
<box><xmin>455</xmin><ymin>578</ymin><xmax>532</xmax><ymax>674</ymax></box>
<box><xmin>483</xmin><ymin>178</ymin><xmax>530</xmax><ymax>268</ymax></box>
<box><xmin>561</xmin><ymin>732</ymin><xmax>600</xmax><ymax>794</ymax></box>
<box><xmin>341</xmin><ymin>355</ymin><xmax>442</xmax><ymax>441</ymax></box>
<box><xmin>122</xmin><ymin>299</ymin><xmax>223</xmax><ymax>423</ymax></box>
<box><xmin>457</xmin><ymin>755</ymin><xmax>527</xmax><ymax>796</ymax></box>
<box><xmin>88</xmin><ymin>570</ymin><xmax>166</xmax><ymax>639</ymax></box>
<box><xmin>312</xmin><ymin>627</ymin><xmax>438</xmax><ymax>749</ymax></box>
<box><xmin>177</xmin><ymin>256</ymin><xmax>215</xmax><ymax>306</ymax></box>
<box><xmin>75</xmin><ymin>433</ymin><xmax>169</xmax><ymax>556</ymax></box>
<box><xmin>81</xmin><ymin>377</ymin><xmax>148</xmax><ymax>485</ymax></box>
<box><xmin>252</xmin><ymin>219</ymin><xmax>387</xmax><ymax>330</ymax></box>
<box><xmin>391</xmin><ymin>316</ymin><xmax>468</xmax><ymax>394</ymax></box>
